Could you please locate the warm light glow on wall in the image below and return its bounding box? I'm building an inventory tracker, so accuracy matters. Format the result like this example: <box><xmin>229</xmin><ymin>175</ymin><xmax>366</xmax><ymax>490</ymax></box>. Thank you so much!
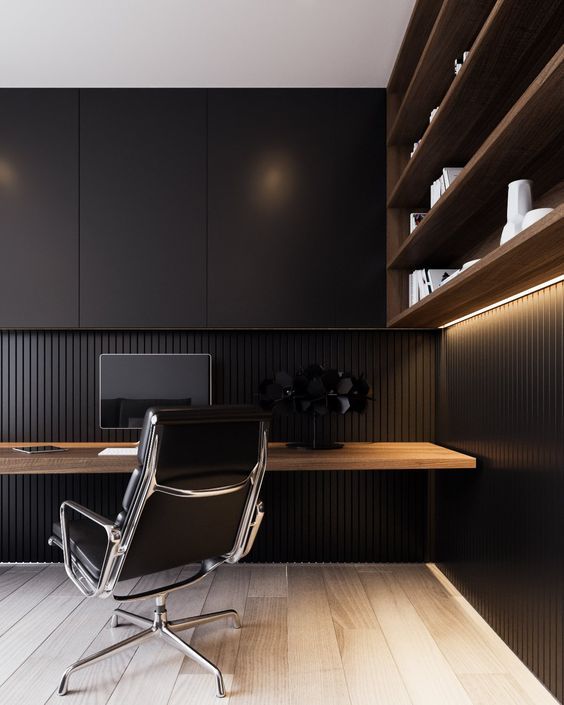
<box><xmin>441</xmin><ymin>275</ymin><xmax>564</xmax><ymax>328</ymax></box>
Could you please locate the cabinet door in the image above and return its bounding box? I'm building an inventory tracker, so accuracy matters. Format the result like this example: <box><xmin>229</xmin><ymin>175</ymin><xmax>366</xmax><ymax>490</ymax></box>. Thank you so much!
<box><xmin>207</xmin><ymin>89</ymin><xmax>339</xmax><ymax>328</ymax></box>
<box><xmin>207</xmin><ymin>89</ymin><xmax>386</xmax><ymax>328</ymax></box>
<box><xmin>0</xmin><ymin>90</ymin><xmax>79</xmax><ymax>327</ymax></box>
<box><xmin>79</xmin><ymin>89</ymin><xmax>207</xmax><ymax>328</ymax></box>
<box><xmin>332</xmin><ymin>90</ymin><xmax>386</xmax><ymax>327</ymax></box>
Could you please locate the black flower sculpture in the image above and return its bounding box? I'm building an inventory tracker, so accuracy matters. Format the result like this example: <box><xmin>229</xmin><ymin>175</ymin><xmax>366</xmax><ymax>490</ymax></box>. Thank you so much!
<box><xmin>259</xmin><ymin>363</ymin><xmax>372</xmax><ymax>450</ymax></box>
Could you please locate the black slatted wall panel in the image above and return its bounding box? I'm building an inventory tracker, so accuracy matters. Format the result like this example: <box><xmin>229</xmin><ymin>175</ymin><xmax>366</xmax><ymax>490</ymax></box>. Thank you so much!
<box><xmin>436</xmin><ymin>282</ymin><xmax>564</xmax><ymax>703</ymax></box>
<box><xmin>0</xmin><ymin>329</ymin><xmax>436</xmax><ymax>563</ymax></box>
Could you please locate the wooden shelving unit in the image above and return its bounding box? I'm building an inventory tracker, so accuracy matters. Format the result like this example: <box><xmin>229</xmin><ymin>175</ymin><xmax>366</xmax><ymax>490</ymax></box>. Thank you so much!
<box><xmin>386</xmin><ymin>0</ymin><xmax>564</xmax><ymax>327</ymax></box>
<box><xmin>388</xmin><ymin>0</ymin><xmax>495</xmax><ymax>146</ymax></box>
<box><xmin>389</xmin><ymin>206</ymin><xmax>564</xmax><ymax>328</ymax></box>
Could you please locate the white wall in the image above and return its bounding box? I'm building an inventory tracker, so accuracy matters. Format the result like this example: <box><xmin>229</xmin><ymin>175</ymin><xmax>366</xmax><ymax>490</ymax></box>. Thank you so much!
<box><xmin>0</xmin><ymin>0</ymin><xmax>415</xmax><ymax>87</ymax></box>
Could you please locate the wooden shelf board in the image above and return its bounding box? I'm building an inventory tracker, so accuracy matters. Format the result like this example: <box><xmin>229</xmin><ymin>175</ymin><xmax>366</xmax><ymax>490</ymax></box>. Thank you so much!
<box><xmin>387</xmin><ymin>0</ymin><xmax>444</xmax><ymax>96</ymax></box>
<box><xmin>389</xmin><ymin>48</ymin><xmax>564</xmax><ymax>270</ymax></box>
<box><xmin>388</xmin><ymin>207</ymin><xmax>564</xmax><ymax>328</ymax></box>
<box><xmin>387</xmin><ymin>0</ymin><xmax>495</xmax><ymax>146</ymax></box>
<box><xmin>388</xmin><ymin>0</ymin><xmax>564</xmax><ymax>208</ymax></box>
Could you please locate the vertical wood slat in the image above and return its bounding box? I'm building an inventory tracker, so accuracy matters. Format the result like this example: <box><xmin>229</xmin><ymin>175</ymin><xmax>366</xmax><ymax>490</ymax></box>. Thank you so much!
<box><xmin>0</xmin><ymin>329</ymin><xmax>436</xmax><ymax>563</ymax></box>
<box><xmin>436</xmin><ymin>281</ymin><xmax>564</xmax><ymax>702</ymax></box>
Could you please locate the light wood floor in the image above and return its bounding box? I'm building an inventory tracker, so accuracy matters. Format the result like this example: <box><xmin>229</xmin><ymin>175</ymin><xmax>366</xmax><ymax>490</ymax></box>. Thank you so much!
<box><xmin>0</xmin><ymin>563</ymin><xmax>558</xmax><ymax>705</ymax></box>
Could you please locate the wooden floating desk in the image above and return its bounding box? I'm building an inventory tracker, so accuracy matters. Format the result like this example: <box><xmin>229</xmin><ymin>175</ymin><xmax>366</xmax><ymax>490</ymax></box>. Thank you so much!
<box><xmin>0</xmin><ymin>442</ymin><xmax>475</xmax><ymax>475</ymax></box>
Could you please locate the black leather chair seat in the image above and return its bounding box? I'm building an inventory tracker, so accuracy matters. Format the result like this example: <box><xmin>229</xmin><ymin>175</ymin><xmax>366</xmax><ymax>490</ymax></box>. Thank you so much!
<box><xmin>52</xmin><ymin>519</ymin><xmax>106</xmax><ymax>581</ymax></box>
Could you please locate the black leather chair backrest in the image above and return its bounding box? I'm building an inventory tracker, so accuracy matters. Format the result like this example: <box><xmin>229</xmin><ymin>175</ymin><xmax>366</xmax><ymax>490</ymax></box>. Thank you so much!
<box><xmin>117</xmin><ymin>405</ymin><xmax>269</xmax><ymax>581</ymax></box>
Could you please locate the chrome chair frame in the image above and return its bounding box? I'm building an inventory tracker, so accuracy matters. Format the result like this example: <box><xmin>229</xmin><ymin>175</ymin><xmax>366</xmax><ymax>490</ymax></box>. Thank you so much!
<box><xmin>49</xmin><ymin>412</ymin><xmax>269</xmax><ymax>698</ymax></box>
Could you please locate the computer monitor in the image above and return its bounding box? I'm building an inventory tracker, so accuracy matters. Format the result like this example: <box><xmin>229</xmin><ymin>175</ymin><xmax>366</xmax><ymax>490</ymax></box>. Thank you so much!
<box><xmin>99</xmin><ymin>353</ymin><xmax>212</xmax><ymax>430</ymax></box>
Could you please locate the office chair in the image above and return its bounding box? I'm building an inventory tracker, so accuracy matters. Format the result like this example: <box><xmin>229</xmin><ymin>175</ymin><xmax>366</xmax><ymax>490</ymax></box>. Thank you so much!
<box><xmin>48</xmin><ymin>405</ymin><xmax>270</xmax><ymax>698</ymax></box>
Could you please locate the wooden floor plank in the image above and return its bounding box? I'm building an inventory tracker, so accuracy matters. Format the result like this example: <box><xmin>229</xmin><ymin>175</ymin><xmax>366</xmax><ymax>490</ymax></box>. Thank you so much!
<box><xmin>0</xmin><ymin>594</ymin><xmax>118</xmax><ymax>705</ymax></box>
<box><xmin>168</xmin><ymin>673</ymin><xmax>234</xmax><ymax>705</ymax></box>
<box><xmin>359</xmin><ymin>570</ymin><xmax>474</xmax><ymax>705</ymax></box>
<box><xmin>0</xmin><ymin>564</ymin><xmax>46</xmax><ymax>602</ymax></box>
<box><xmin>228</xmin><ymin>597</ymin><xmax>288</xmax><ymax>705</ymax></box>
<box><xmin>392</xmin><ymin>565</ymin><xmax>506</xmax><ymax>675</ymax></box>
<box><xmin>322</xmin><ymin>566</ymin><xmax>380</xmax><ymax>630</ymax></box>
<box><xmin>248</xmin><ymin>565</ymin><xmax>288</xmax><ymax>597</ymax></box>
<box><xmin>287</xmin><ymin>566</ymin><xmax>351</xmax><ymax>705</ymax></box>
<box><xmin>180</xmin><ymin>564</ymin><xmax>251</xmax><ymax>676</ymax></box>
<box><xmin>338</xmin><ymin>627</ymin><xmax>413</xmax><ymax>705</ymax></box>
<box><xmin>460</xmin><ymin>673</ymin><xmax>539</xmax><ymax>705</ymax></box>
<box><xmin>0</xmin><ymin>565</ymin><xmax>68</xmax><ymax>638</ymax></box>
<box><xmin>287</xmin><ymin>566</ymin><xmax>344</xmax><ymax>673</ymax></box>
<box><xmin>0</xmin><ymin>594</ymin><xmax>84</xmax><ymax>692</ymax></box>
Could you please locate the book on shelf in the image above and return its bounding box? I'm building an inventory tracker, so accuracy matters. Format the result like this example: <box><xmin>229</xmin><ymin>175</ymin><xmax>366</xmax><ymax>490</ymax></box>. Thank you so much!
<box><xmin>430</xmin><ymin>167</ymin><xmax>463</xmax><ymax>207</ymax></box>
<box><xmin>454</xmin><ymin>50</ymin><xmax>470</xmax><ymax>75</ymax></box>
<box><xmin>442</xmin><ymin>166</ymin><xmax>463</xmax><ymax>189</ymax></box>
<box><xmin>409</xmin><ymin>268</ymin><xmax>459</xmax><ymax>306</ymax></box>
<box><xmin>410</xmin><ymin>140</ymin><xmax>421</xmax><ymax>158</ymax></box>
<box><xmin>430</xmin><ymin>177</ymin><xmax>442</xmax><ymax>207</ymax></box>
<box><xmin>409</xmin><ymin>212</ymin><xmax>427</xmax><ymax>233</ymax></box>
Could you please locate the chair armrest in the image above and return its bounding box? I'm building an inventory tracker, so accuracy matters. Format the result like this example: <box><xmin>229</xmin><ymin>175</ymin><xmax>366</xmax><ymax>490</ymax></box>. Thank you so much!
<box><xmin>240</xmin><ymin>501</ymin><xmax>265</xmax><ymax>558</ymax></box>
<box><xmin>59</xmin><ymin>501</ymin><xmax>120</xmax><ymax>597</ymax></box>
<box><xmin>61</xmin><ymin>500</ymin><xmax>116</xmax><ymax>530</ymax></box>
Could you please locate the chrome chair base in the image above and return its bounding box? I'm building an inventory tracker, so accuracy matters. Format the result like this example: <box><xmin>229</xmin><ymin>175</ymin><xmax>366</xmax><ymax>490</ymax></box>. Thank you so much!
<box><xmin>58</xmin><ymin>595</ymin><xmax>241</xmax><ymax>698</ymax></box>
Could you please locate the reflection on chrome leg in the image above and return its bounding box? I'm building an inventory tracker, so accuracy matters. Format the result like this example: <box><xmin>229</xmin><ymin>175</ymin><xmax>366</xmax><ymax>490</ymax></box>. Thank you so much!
<box><xmin>110</xmin><ymin>608</ymin><xmax>153</xmax><ymax>630</ymax></box>
<box><xmin>161</xmin><ymin>625</ymin><xmax>226</xmax><ymax>698</ymax></box>
<box><xmin>58</xmin><ymin>628</ymin><xmax>153</xmax><ymax>695</ymax></box>
<box><xmin>169</xmin><ymin>608</ymin><xmax>241</xmax><ymax>632</ymax></box>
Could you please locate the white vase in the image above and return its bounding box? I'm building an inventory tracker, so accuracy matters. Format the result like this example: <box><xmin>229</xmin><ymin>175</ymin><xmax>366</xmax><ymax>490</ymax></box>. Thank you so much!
<box><xmin>500</xmin><ymin>179</ymin><xmax>532</xmax><ymax>245</ymax></box>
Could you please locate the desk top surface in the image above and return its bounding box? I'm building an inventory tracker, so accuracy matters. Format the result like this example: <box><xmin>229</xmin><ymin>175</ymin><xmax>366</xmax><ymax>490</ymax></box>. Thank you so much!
<box><xmin>0</xmin><ymin>442</ymin><xmax>476</xmax><ymax>474</ymax></box>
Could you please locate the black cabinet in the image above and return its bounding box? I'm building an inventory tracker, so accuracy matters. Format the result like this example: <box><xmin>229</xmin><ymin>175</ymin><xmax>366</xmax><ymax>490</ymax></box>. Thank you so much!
<box><xmin>0</xmin><ymin>90</ymin><xmax>79</xmax><ymax>327</ymax></box>
<box><xmin>332</xmin><ymin>90</ymin><xmax>387</xmax><ymax>327</ymax></box>
<box><xmin>1</xmin><ymin>88</ymin><xmax>385</xmax><ymax>330</ymax></box>
<box><xmin>207</xmin><ymin>89</ymin><xmax>386</xmax><ymax>327</ymax></box>
<box><xmin>79</xmin><ymin>90</ymin><xmax>207</xmax><ymax>328</ymax></box>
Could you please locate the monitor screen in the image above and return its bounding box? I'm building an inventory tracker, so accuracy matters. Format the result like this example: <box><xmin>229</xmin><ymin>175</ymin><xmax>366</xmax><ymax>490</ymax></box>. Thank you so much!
<box><xmin>99</xmin><ymin>353</ymin><xmax>211</xmax><ymax>429</ymax></box>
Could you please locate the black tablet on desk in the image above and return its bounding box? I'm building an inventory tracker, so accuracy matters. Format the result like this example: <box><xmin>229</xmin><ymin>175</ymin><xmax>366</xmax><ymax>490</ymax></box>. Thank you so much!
<box><xmin>12</xmin><ymin>445</ymin><xmax>67</xmax><ymax>454</ymax></box>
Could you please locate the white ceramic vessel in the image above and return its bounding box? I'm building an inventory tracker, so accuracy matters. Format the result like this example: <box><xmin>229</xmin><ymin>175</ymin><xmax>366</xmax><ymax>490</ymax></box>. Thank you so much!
<box><xmin>521</xmin><ymin>207</ymin><xmax>554</xmax><ymax>230</ymax></box>
<box><xmin>500</xmin><ymin>179</ymin><xmax>533</xmax><ymax>245</ymax></box>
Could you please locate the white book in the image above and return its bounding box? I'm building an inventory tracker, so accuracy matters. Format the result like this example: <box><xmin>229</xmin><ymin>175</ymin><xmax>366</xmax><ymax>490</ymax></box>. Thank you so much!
<box><xmin>442</xmin><ymin>167</ymin><xmax>463</xmax><ymax>189</ymax></box>
<box><xmin>440</xmin><ymin>173</ymin><xmax>447</xmax><ymax>194</ymax></box>
<box><xmin>416</xmin><ymin>271</ymin><xmax>425</xmax><ymax>301</ymax></box>
<box><xmin>409</xmin><ymin>273</ymin><xmax>416</xmax><ymax>306</ymax></box>
<box><xmin>416</xmin><ymin>270</ymin><xmax>431</xmax><ymax>300</ymax></box>
<box><xmin>430</xmin><ymin>178</ymin><xmax>442</xmax><ymax>207</ymax></box>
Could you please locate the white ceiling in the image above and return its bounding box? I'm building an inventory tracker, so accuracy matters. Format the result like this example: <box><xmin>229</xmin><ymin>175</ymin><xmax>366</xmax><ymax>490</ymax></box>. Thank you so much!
<box><xmin>0</xmin><ymin>0</ymin><xmax>416</xmax><ymax>87</ymax></box>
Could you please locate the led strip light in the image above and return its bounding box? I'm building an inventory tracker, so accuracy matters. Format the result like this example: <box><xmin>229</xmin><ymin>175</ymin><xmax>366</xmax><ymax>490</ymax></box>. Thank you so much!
<box><xmin>440</xmin><ymin>274</ymin><xmax>564</xmax><ymax>328</ymax></box>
